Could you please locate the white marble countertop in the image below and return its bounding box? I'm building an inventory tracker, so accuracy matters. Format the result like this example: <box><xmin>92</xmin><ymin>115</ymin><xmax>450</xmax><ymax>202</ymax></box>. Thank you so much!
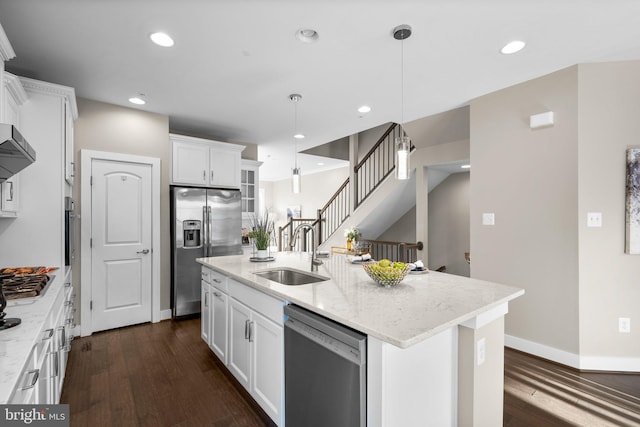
<box><xmin>197</xmin><ymin>252</ymin><xmax>524</xmax><ymax>349</ymax></box>
<box><xmin>0</xmin><ymin>268</ymin><xmax>70</xmax><ymax>404</ymax></box>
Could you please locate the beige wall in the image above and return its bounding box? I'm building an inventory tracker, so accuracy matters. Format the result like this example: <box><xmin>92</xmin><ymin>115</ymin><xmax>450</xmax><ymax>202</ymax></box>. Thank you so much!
<box><xmin>376</xmin><ymin>207</ymin><xmax>416</xmax><ymax>243</ymax></box>
<box><xmin>262</xmin><ymin>166</ymin><xmax>349</xmax><ymax>233</ymax></box>
<box><xmin>428</xmin><ymin>172</ymin><xmax>470</xmax><ymax>276</ymax></box>
<box><xmin>470</xmin><ymin>66</ymin><xmax>580</xmax><ymax>355</ymax></box>
<box><xmin>73</xmin><ymin>98</ymin><xmax>171</xmax><ymax>323</ymax></box>
<box><xmin>577</xmin><ymin>61</ymin><xmax>640</xmax><ymax>358</ymax></box>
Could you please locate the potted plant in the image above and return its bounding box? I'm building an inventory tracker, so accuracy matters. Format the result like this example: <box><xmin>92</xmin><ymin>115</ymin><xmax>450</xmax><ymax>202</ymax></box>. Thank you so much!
<box><xmin>248</xmin><ymin>210</ymin><xmax>274</xmax><ymax>258</ymax></box>
<box><xmin>344</xmin><ymin>227</ymin><xmax>360</xmax><ymax>251</ymax></box>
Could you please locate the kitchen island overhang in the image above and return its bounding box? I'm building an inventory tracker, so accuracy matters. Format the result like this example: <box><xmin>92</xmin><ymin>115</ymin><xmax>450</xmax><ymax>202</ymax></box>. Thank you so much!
<box><xmin>197</xmin><ymin>252</ymin><xmax>524</xmax><ymax>427</ymax></box>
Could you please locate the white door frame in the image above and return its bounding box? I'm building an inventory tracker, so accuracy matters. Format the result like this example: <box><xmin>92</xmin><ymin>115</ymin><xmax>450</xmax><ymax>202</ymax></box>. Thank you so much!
<box><xmin>80</xmin><ymin>149</ymin><xmax>161</xmax><ymax>336</ymax></box>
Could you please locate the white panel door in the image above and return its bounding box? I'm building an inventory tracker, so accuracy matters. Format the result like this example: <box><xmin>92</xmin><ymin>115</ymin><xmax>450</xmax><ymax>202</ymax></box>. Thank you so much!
<box><xmin>91</xmin><ymin>159</ymin><xmax>152</xmax><ymax>332</ymax></box>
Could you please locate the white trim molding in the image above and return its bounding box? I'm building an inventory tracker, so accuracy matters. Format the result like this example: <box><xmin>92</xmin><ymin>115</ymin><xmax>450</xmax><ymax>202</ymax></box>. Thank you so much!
<box><xmin>0</xmin><ymin>23</ymin><xmax>16</xmax><ymax>61</ymax></box>
<box><xmin>4</xmin><ymin>72</ymin><xmax>28</xmax><ymax>105</ymax></box>
<box><xmin>18</xmin><ymin>75</ymin><xmax>78</xmax><ymax>119</ymax></box>
<box><xmin>505</xmin><ymin>334</ymin><xmax>640</xmax><ymax>373</ymax></box>
<box><xmin>80</xmin><ymin>149</ymin><xmax>162</xmax><ymax>336</ymax></box>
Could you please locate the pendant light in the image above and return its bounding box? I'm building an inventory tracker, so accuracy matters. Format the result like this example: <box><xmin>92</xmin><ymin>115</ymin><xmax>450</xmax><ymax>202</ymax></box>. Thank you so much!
<box><xmin>393</xmin><ymin>24</ymin><xmax>412</xmax><ymax>180</ymax></box>
<box><xmin>290</xmin><ymin>94</ymin><xmax>303</xmax><ymax>193</ymax></box>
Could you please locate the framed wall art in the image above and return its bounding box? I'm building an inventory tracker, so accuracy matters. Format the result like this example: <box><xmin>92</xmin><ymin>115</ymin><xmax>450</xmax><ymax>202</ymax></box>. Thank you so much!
<box><xmin>625</xmin><ymin>147</ymin><xmax>640</xmax><ymax>254</ymax></box>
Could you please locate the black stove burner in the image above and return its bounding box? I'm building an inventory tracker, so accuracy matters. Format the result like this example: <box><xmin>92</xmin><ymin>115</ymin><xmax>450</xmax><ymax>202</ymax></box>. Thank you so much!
<box><xmin>1</xmin><ymin>274</ymin><xmax>51</xmax><ymax>299</ymax></box>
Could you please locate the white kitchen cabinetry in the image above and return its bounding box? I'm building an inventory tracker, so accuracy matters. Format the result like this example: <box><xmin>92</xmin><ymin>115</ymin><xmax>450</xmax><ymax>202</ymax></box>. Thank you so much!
<box><xmin>200</xmin><ymin>266</ymin><xmax>284</xmax><ymax>426</ymax></box>
<box><xmin>63</xmin><ymin>98</ymin><xmax>74</xmax><ymax>185</ymax></box>
<box><xmin>241</xmin><ymin>159</ymin><xmax>262</xmax><ymax>219</ymax></box>
<box><xmin>170</xmin><ymin>134</ymin><xmax>245</xmax><ymax>188</ymax></box>
<box><xmin>0</xmin><ymin>72</ymin><xmax>28</xmax><ymax>217</ymax></box>
<box><xmin>201</xmin><ymin>280</ymin><xmax>211</xmax><ymax>343</ymax></box>
<box><xmin>228</xmin><ymin>278</ymin><xmax>283</xmax><ymax>425</ymax></box>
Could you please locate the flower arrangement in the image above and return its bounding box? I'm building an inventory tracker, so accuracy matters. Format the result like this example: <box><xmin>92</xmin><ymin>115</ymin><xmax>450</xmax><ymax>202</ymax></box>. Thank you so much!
<box><xmin>248</xmin><ymin>210</ymin><xmax>274</xmax><ymax>251</ymax></box>
<box><xmin>344</xmin><ymin>227</ymin><xmax>361</xmax><ymax>242</ymax></box>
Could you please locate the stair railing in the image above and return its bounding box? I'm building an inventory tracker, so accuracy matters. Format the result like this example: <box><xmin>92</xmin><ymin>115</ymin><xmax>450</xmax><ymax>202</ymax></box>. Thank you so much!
<box><xmin>315</xmin><ymin>177</ymin><xmax>350</xmax><ymax>244</ymax></box>
<box><xmin>353</xmin><ymin>123</ymin><xmax>403</xmax><ymax>208</ymax></box>
<box><xmin>357</xmin><ymin>239</ymin><xmax>423</xmax><ymax>263</ymax></box>
<box><xmin>278</xmin><ymin>218</ymin><xmax>316</xmax><ymax>251</ymax></box>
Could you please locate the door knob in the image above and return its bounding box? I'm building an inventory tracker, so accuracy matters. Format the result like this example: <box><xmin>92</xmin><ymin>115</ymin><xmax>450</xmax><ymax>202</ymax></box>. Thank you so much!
<box><xmin>137</xmin><ymin>249</ymin><xmax>150</xmax><ymax>254</ymax></box>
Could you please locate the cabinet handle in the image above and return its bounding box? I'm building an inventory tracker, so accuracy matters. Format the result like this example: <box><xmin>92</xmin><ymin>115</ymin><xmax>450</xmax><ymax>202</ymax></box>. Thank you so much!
<box><xmin>203</xmin><ymin>170</ymin><xmax>206</xmax><ymax>181</ymax></box>
<box><xmin>213</xmin><ymin>291</ymin><xmax>222</xmax><ymax>298</ymax></box>
<box><xmin>53</xmin><ymin>351</ymin><xmax>60</xmax><ymax>377</ymax></box>
<box><xmin>70</xmin><ymin>161</ymin><xmax>75</xmax><ymax>178</ymax></box>
<box><xmin>22</xmin><ymin>369</ymin><xmax>39</xmax><ymax>390</ymax></box>
<box><xmin>204</xmin><ymin>291</ymin><xmax>209</xmax><ymax>308</ymax></box>
<box><xmin>244</xmin><ymin>319</ymin><xmax>250</xmax><ymax>340</ymax></box>
<box><xmin>211</xmin><ymin>170</ymin><xmax>214</xmax><ymax>182</ymax></box>
<box><xmin>248</xmin><ymin>321</ymin><xmax>254</xmax><ymax>342</ymax></box>
<box><xmin>42</xmin><ymin>328</ymin><xmax>54</xmax><ymax>341</ymax></box>
<box><xmin>213</xmin><ymin>278</ymin><xmax>222</xmax><ymax>283</ymax></box>
<box><xmin>59</xmin><ymin>326</ymin><xmax>66</xmax><ymax>349</ymax></box>
<box><xmin>65</xmin><ymin>300</ymin><xmax>74</xmax><ymax>307</ymax></box>
<box><xmin>65</xmin><ymin>282</ymin><xmax>72</xmax><ymax>288</ymax></box>
<box><xmin>6</xmin><ymin>181</ymin><xmax>13</xmax><ymax>202</ymax></box>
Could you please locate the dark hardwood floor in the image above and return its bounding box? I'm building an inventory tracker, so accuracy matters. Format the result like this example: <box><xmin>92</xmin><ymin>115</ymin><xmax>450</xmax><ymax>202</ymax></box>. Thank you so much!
<box><xmin>61</xmin><ymin>319</ymin><xmax>640</xmax><ymax>426</ymax></box>
<box><xmin>504</xmin><ymin>348</ymin><xmax>640</xmax><ymax>426</ymax></box>
<box><xmin>60</xmin><ymin>318</ymin><xmax>270</xmax><ymax>427</ymax></box>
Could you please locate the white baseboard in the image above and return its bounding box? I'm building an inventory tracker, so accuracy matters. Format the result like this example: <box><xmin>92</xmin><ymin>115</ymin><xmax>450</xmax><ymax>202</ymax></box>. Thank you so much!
<box><xmin>505</xmin><ymin>334</ymin><xmax>640</xmax><ymax>372</ymax></box>
<box><xmin>160</xmin><ymin>309</ymin><xmax>172</xmax><ymax>321</ymax></box>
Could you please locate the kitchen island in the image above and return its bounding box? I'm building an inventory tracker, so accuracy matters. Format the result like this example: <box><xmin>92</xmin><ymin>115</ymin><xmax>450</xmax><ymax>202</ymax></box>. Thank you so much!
<box><xmin>197</xmin><ymin>252</ymin><xmax>524</xmax><ymax>427</ymax></box>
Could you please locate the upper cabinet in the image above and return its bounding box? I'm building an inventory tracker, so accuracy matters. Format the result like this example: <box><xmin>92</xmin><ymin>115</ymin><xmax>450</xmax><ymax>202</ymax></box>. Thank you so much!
<box><xmin>0</xmin><ymin>73</ymin><xmax>28</xmax><ymax>217</ymax></box>
<box><xmin>170</xmin><ymin>134</ymin><xmax>245</xmax><ymax>189</ymax></box>
<box><xmin>240</xmin><ymin>159</ymin><xmax>262</xmax><ymax>219</ymax></box>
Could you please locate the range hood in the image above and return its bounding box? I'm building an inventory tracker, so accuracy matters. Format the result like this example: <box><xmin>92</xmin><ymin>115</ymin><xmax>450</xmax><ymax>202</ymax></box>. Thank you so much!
<box><xmin>0</xmin><ymin>124</ymin><xmax>36</xmax><ymax>181</ymax></box>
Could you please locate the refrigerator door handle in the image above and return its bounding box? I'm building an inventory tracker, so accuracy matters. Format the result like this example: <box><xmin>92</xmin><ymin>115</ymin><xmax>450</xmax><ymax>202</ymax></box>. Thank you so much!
<box><xmin>202</xmin><ymin>206</ymin><xmax>208</xmax><ymax>257</ymax></box>
<box><xmin>207</xmin><ymin>206</ymin><xmax>213</xmax><ymax>256</ymax></box>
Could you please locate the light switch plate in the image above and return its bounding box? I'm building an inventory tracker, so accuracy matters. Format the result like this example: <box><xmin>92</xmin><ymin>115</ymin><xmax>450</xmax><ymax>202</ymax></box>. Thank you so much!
<box><xmin>587</xmin><ymin>212</ymin><xmax>602</xmax><ymax>228</ymax></box>
<box><xmin>477</xmin><ymin>338</ymin><xmax>486</xmax><ymax>366</ymax></box>
<box><xmin>482</xmin><ymin>213</ymin><xmax>495</xmax><ymax>226</ymax></box>
<box><xmin>619</xmin><ymin>317</ymin><xmax>631</xmax><ymax>333</ymax></box>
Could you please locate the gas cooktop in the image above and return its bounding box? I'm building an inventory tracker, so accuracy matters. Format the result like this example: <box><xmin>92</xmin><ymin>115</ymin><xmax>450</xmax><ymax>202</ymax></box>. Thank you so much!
<box><xmin>1</xmin><ymin>274</ymin><xmax>53</xmax><ymax>300</ymax></box>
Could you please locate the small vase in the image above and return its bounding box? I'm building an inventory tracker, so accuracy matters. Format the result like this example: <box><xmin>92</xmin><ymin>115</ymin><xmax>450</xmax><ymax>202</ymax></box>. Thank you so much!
<box><xmin>256</xmin><ymin>249</ymin><xmax>269</xmax><ymax>259</ymax></box>
<box><xmin>346</xmin><ymin>239</ymin><xmax>352</xmax><ymax>251</ymax></box>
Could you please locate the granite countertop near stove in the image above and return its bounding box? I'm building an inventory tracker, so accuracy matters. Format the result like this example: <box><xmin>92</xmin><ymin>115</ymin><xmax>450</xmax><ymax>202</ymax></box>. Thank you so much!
<box><xmin>197</xmin><ymin>252</ymin><xmax>524</xmax><ymax>349</ymax></box>
<box><xmin>0</xmin><ymin>268</ymin><xmax>70</xmax><ymax>403</ymax></box>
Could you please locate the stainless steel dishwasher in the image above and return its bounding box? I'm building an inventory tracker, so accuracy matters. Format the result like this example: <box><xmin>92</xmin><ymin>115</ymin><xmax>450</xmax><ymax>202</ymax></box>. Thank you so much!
<box><xmin>284</xmin><ymin>304</ymin><xmax>367</xmax><ymax>427</ymax></box>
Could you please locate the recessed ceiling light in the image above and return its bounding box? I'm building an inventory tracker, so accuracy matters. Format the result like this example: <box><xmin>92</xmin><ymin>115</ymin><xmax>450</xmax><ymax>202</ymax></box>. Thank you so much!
<box><xmin>461</xmin><ymin>164</ymin><xmax>471</xmax><ymax>169</ymax></box>
<box><xmin>128</xmin><ymin>94</ymin><xmax>146</xmax><ymax>105</ymax></box>
<box><xmin>150</xmin><ymin>32</ymin><xmax>175</xmax><ymax>47</ymax></box>
<box><xmin>357</xmin><ymin>105</ymin><xmax>372</xmax><ymax>114</ymax></box>
<box><xmin>294</xmin><ymin>133</ymin><xmax>305</xmax><ymax>139</ymax></box>
<box><xmin>500</xmin><ymin>40</ymin><xmax>525</xmax><ymax>55</ymax></box>
<box><xmin>296</xmin><ymin>28</ymin><xmax>319</xmax><ymax>43</ymax></box>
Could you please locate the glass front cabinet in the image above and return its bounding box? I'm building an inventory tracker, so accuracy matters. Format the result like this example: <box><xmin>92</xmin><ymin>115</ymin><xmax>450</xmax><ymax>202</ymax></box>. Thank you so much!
<box><xmin>241</xmin><ymin>160</ymin><xmax>262</xmax><ymax>219</ymax></box>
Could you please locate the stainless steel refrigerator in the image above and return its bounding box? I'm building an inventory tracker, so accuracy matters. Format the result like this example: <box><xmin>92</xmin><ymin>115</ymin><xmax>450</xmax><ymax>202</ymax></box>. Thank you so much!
<box><xmin>170</xmin><ymin>186</ymin><xmax>242</xmax><ymax>318</ymax></box>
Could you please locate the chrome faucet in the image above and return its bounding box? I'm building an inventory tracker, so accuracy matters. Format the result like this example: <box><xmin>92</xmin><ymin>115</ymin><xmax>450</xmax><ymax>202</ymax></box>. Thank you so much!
<box><xmin>290</xmin><ymin>223</ymin><xmax>323</xmax><ymax>272</ymax></box>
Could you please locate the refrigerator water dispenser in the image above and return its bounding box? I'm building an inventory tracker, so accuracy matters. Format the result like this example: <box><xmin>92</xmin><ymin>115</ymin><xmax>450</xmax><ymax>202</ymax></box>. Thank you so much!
<box><xmin>183</xmin><ymin>220</ymin><xmax>201</xmax><ymax>247</ymax></box>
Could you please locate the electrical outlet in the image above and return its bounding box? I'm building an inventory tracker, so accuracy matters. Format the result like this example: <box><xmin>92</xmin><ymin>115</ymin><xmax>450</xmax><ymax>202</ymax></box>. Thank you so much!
<box><xmin>619</xmin><ymin>317</ymin><xmax>631</xmax><ymax>333</ymax></box>
<box><xmin>477</xmin><ymin>338</ymin><xmax>486</xmax><ymax>366</ymax></box>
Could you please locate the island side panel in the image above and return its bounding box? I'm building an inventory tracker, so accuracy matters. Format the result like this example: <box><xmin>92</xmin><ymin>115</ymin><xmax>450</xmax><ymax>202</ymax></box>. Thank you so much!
<box><xmin>367</xmin><ymin>327</ymin><xmax>457</xmax><ymax>427</ymax></box>
<box><xmin>458</xmin><ymin>313</ymin><xmax>506</xmax><ymax>426</ymax></box>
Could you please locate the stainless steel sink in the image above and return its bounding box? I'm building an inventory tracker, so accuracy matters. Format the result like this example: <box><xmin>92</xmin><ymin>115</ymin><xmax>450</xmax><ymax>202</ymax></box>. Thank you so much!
<box><xmin>254</xmin><ymin>268</ymin><xmax>329</xmax><ymax>286</ymax></box>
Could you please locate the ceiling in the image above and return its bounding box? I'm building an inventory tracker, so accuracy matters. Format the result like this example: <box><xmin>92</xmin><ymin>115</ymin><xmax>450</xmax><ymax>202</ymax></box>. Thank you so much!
<box><xmin>1</xmin><ymin>1</ymin><xmax>640</xmax><ymax>180</ymax></box>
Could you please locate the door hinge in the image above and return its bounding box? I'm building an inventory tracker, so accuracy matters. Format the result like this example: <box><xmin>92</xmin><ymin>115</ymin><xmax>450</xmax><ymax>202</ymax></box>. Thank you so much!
<box><xmin>90</xmin><ymin>176</ymin><xmax>93</xmax><ymax>186</ymax></box>
<box><xmin>90</xmin><ymin>301</ymin><xmax>93</xmax><ymax>310</ymax></box>
<box><xmin>90</xmin><ymin>238</ymin><xmax>92</xmax><ymax>248</ymax></box>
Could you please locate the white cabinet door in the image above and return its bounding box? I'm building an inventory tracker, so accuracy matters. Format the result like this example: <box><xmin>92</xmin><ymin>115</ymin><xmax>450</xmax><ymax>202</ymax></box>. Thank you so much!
<box><xmin>201</xmin><ymin>281</ymin><xmax>211</xmax><ymax>344</ymax></box>
<box><xmin>0</xmin><ymin>175</ymin><xmax>19</xmax><ymax>215</ymax></box>
<box><xmin>211</xmin><ymin>288</ymin><xmax>228</xmax><ymax>364</ymax></box>
<box><xmin>172</xmin><ymin>140</ymin><xmax>209</xmax><ymax>185</ymax></box>
<box><xmin>228</xmin><ymin>298</ymin><xmax>251</xmax><ymax>390</ymax></box>
<box><xmin>209</xmin><ymin>148</ymin><xmax>240</xmax><ymax>188</ymax></box>
<box><xmin>251</xmin><ymin>310</ymin><xmax>283</xmax><ymax>425</ymax></box>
